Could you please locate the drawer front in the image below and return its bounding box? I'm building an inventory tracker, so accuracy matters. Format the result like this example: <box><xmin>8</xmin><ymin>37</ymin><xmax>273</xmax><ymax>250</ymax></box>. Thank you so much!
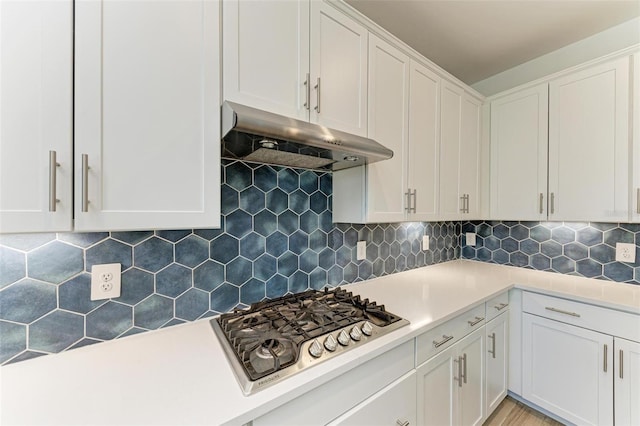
<box><xmin>416</xmin><ymin>304</ymin><xmax>485</xmax><ymax>366</ymax></box>
<box><xmin>522</xmin><ymin>291</ymin><xmax>640</xmax><ymax>342</ymax></box>
<box><xmin>485</xmin><ymin>292</ymin><xmax>509</xmax><ymax>321</ymax></box>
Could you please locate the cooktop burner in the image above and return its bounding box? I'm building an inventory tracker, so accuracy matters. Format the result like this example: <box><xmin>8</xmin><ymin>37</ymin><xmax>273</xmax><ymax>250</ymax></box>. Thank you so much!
<box><xmin>211</xmin><ymin>287</ymin><xmax>409</xmax><ymax>395</ymax></box>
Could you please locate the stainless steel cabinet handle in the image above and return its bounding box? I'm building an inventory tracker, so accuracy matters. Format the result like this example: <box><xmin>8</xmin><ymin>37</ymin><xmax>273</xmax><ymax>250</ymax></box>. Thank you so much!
<box><xmin>462</xmin><ymin>353</ymin><xmax>467</xmax><ymax>384</ymax></box>
<box><xmin>314</xmin><ymin>77</ymin><xmax>321</xmax><ymax>113</ymax></box>
<box><xmin>468</xmin><ymin>316</ymin><xmax>484</xmax><ymax>326</ymax></box>
<box><xmin>49</xmin><ymin>150</ymin><xmax>60</xmax><ymax>212</ymax></box>
<box><xmin>494</xmin><ymin>303</ymin><xmax>508</xmax><ymax>311</ymax></box>
<box><xmin>405</xmin><ymin>190</ymin><xmax>411</xmax><ymax>213</ymax></box>
<box><xmin>637</xmin><ymin>188</ymin><xmax>640</xmax><ymax>214</ymax></box>
<box><xmin>81</xmin><ymin>154</ymin><xmax>89</xmax><ymax>212</ymax></box>
<box><xmin>396</xmin><ymin>420</ymin><xmax>410</xmax><ymax>426</ymax></box>
<box><xmin>454</xmin><ymin>356</ymin><xmax>462</xmax><ymax>387</ymax></box>
<box><xmin>433</xmin><ymin>334</ymin><xmax>454</xmax><ymax>348</ymax></box>
<box><xmin>620</xmin><ymin>349</ymin><xmax>624</xmax><ymax>379</ymax></box>
<box><xmin>411</xmin><ymin>189</ymin><xmax>417</xmax><ymax>213</ymax></box>
<box><xmin>303</xmin><ymin>73</ymin><xmax>310</xmax><ymax>110</ymax></box>
<box><xmin>545</xmin><ymin>306</ymin><xmax>580</xmax><ymax>317</ymax></box>
<box><xmin>465</xmin><ymin>194</ymin><xmax>470</xmax><ymax>213</ymax></box>
<box><xmin>488</xmin><ymin>332</ymin><xmax>496</xmax><ymax>359</ymax></box>
<box><xmin>539</xmin><ymin>193</ymin><xmax>544</xmax><ymax>214</ymax></box>
<box><xmin>604</xmin><ymin>344</ymin><xmax>608</xmax><ymax>372</ymax></box>
<box><xmin>550</xmin><ymin>192</ymin><xmax>555</xmax><ymax>214</ymax></box>
<box><xmin>460</xmin><ymin>195</ymin><xmax>467</xmax><ymax>213</ymax></box>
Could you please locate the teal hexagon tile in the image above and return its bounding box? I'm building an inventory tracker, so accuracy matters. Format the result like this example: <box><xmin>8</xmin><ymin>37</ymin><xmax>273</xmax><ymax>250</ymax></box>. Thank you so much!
<box><xmin>156</xmin><ymin>230</ymin><xmax>191</xmax><ymax>242</ymax></box>
<box><xmin>0</xmin><ymin>233</ymin><xmax>56</xmax><ymax>251</ymax></box>
<box><xmin>156</xmin><ymin>264</ymin><xmax>192</xmax><ymax>298</ymax></box>
<box><xmin>120</xmin><ymin>327</ymin><xmax>147</xmax><ymax>338</ymax></box>
<box><xmin>134</xmin><ymin>237</ymin><xmax>173</xmax><ymax>273</ymax></box>
<box><xmin>194</xmin><ymin>227</ymin><xmax>224</xmax><ymax>241</ymax></box>
<box><xmin>0</xmin><ymin>246</ymin><xmax>25</xmax><ymax>289</ymax></box>
<box><xmin>134</xmin><ymin>295</ymin><xmax>174</xmax><ymax>329</ymax></box>
<box><xmin>111</xmin><ymin>231</ymin><xmax>153</xmax><ymax>245</ymax></box>
<box><xmin>210</xmin><ymin>283</ymin><xmax>239</xmax><ymax>313</ymax></box>
<box><xmin>240</xmin><ymin>278</ymin><xmax>265</xmax><ymax>305</ymax></box>
<box><xmin>69</xmin><ymin>338</ymin><xmax>102</xmax><ymax>350</ymax></box>
<box><xmin>194</xmin><ymin>260</ymin><xmax>224</xmax><ymax>292</ymax></box>
<box><xmin>226</xmin><ymin>257</ymin><xmax>252</xmax><ymax>285</ymax></box>
<box><xmin>58</xmin><ymin>232</ymin><xmax>109</xmax><ymax>248</ymax></box>
<box><xmin>86</xmin><ymin>239</ymin><xmax>132</xmax><ymax>271</ymax></box>
<box><xmin>59</xmin><ymin>273</ymin><xmax>106</xmax><ymax>314</ymax></box>
<box><xmin>28</xmin><ymin>241</ymin><xmax>83</xmax><ymax>284</ymax></box>
<box><xmin>86</xmin><ymin>302</ymin><xmax>133</xmax><ymax>340</ymax></box>
<box><xmin>119</xmin><ymin>268</ymin><xmax>154</xmax><ymax>305</ymax></box>
<box><xmin>30</xmin><ymin>311</ymin><xmax>84</xmax><ymax>353</ymax></box>
<box><xmin>4</xmin><ymin>351</ymin><xmax>46</xmax><ymax>365</ymax></box>
<box><xmin>175</xmin><ymin>235</ymin><xmax>209</xmax><ymax>268</ymax></box>
<box><xmin>175</xmin><ymin>288</ymin><xmax>209</xmax><ymax>321</ymax></box>
<box><xmin>0</xmin><ymin>321</ymin><xmax>26</xmax><ymax>363</ymax></box>
<box><xmin>0</xmin><ymin>279</ymin><xmax>56</xmax><ymax>323</ymax></box>
<box><xmin>162</xmin><ymin>318</ymin><xmax>185</xmax><ymax>328</ymax></box>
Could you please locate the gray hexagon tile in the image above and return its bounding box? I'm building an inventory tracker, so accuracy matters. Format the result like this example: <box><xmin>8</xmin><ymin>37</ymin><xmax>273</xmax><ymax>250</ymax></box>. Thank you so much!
<box><xmin>0</xmin><ymin>279</ymin><xmax>57</xmax><ymax>324</ymax></box>
<box><xmin>29</xmin><ymin>311</ymin><xmax>84</xmax><ymax>353</ymax></box>
<box><xmin>133</xmin><ymin>295</ymin><xmax>173</xmax><ymax>330</ymax></box>
<box><xmin>86</xmin><ymin>302</ymin><xmax>133</xmax><ymax>340</ymax></box>
<box><xmin>28</xmin><ymin>241</ymin><xmax>83</xmax><ymax>284</ymax></box>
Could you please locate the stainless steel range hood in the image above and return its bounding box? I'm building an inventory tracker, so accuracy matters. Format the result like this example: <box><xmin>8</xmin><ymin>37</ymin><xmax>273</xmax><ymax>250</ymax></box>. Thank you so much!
<box><xmin>221</xmin><ymin>101</ymin><xmax>393</xmax><ymax>171</ymax></box>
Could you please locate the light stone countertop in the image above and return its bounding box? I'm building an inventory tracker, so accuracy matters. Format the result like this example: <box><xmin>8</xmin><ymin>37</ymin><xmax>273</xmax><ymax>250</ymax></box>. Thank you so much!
<box><xmin>1</xmin><ymin>260</ymin><xmax>638</xmax><ymax>426</ymax></box>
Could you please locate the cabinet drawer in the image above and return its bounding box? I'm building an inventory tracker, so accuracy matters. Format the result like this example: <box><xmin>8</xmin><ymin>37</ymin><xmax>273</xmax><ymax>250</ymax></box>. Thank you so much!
<box><xmin>485</xmin><ymin>292</ymin><xmax>509</xmax><ymax>321</ymax></box>
<box><xmin>522</xmin><ymin>291</ymin><xmax>640</xmax><ymax>342</ymax></box>
<box><xmin>416</xmin><ymin>304</ymin><xmax>485</xmax><ymax>366</ymax></box>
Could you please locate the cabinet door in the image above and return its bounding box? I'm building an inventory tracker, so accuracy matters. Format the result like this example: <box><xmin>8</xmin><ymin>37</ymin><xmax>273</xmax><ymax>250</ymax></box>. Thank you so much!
<box><xmin>486</xmin><ymin>312</ymin><xmax>509</xmax><ymax>417</ymax></box>
<box><xmin>548</xmin><ymin>56</ymin><xmax>629</xmax><ymax>222</ymax></box>
<box><xmin>0</xmin><ymin>0</ymin><xmax>73</xmax><ymax>233</ymax></box>
<box><xmin>615</xmin><ymin>337</ymin><xmax>640</xmax><ymax>426</ymax></box>
<box><xmin>438</xmin><ymin>81</ymin><xmax>463</xmax><ymax>219</ymax></box>
<box><xmin>416</xmin><ymin>344</ymin><xmax>458</xmax><ymax>426</ymax></box>
<box><xmin>222</xmin><ymin>0</ymin><xmax>309</xmax><ymax>121</ymax></box>
<box><xmin>458</xmin><ymin>327</ymin><xmax>485</xmax><ymax>426</ymax></box>
<box><xmin>460</xmin><ymin>94</ymin><xmax>481</xmax><ymax>218</ymax></box>
<box><xmin>408</xmin><ymin>60</ymin><xmax>440</xmax><ymax>221</ymax></box>
<box><xmin>522</xmin><ymin>313</ymin><xmax>613</xmax><ymax>425</ymax></box>
<box><xmin>490</xmin><ymin>84</ymin><xmax>548</xmax><ymax>220</ymax></box>
<box><xmin>328</xmin><ymin>371</ymin><xmax>416</xmax><ymax>426</ymax></box>
<box><xmin>74</xmin><ymin>0</ymin><xmax>220</xmax><ymax>231</ymax></box>
<box><xmin>632</xmin><ymin>54</ymin><xmax>640</xmax><ymax>223</ymax></box>
<box><xmin>310</xmin><ymin>2</ymin><xmax>367</xmax><ymax>137</ymax></box>
<box><xmin>365</xmin><ymin>34</ymin><xmax>410</xmax><ymax>223</ymax></box>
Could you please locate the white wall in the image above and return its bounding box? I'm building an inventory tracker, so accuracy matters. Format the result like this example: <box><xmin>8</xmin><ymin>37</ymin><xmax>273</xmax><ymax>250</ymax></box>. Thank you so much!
<box><xmin>472</xmin><ymin>17</ymin><xmax>640</xmax><ymax>96</ymax></box>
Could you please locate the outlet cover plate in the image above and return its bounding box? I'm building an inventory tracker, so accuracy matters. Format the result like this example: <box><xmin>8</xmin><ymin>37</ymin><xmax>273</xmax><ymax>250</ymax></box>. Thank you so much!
<box><xmin>466</xmin><ymin>233</ymin><xmax>477</xmax><ymax>246</ymax></box>
<box><xmin>422</xmin><ymin>235</ymin><xmax>430</xmax><ymax>251</ymax></box>
<box><xmin>356</xmin><ymin>241</ymin><xmax>366</xmax><ymax>261</ymax></box>
<box><xmin>615</xmin><ymin>243</ymin><xmax>636</xmax><ymax>263</ymax></box>
<box><xmin>91</xmin><ymin>263</ymin><xmax>121</xmax><ymax>300</ymax></box>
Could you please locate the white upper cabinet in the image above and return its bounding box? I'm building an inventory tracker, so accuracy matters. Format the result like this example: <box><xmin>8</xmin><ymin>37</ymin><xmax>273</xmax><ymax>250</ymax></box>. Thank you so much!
<box><xmin>0</xmin><ymin>0</ymin><xmax>73</xmax><ymax>233</ymax></box>
<box><xmin>460</xmin><ymin>94</ymin><xmax>482</xmax><ymax>218</ymax></box>
<box><xmin>490</xmin><ymin>84</ymin><xmax>548</xmax><ymax>220</ymax></box>
<box><xmin>74</xmin><ymin>0</ymin><xmax>220</xmax><ymax>231</ymax></box>
<box><xmin>222</xmin><ymin>0</ymin><xmax>309</xmax><ymax>121</ymax></box>
<box><xmin>223</xmin><ymin>0</ymin><xmax>367</xmax><ymax>136</ymax></box>
<box><xmin>632</xmin><ymin>54</ymin><xmax>640</xmax><ymax>223</ymax></box>
<box><xmin>439</xmin><ymin>81</ymin><xmax>463</xmax><ymax>219</ymax></box>
<box><xmin>548</xmin><ymin>56</ymin><xmax>629</xmax><ymax>222</ymax></box>
<box><xmin>408</xmin><ymin>60</ymin><xmax>440</xmax><ymax>222</ymax></box>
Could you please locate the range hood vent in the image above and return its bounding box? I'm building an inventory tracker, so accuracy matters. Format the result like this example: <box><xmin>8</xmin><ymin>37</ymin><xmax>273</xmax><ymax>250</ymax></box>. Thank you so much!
<box><xmin>221</xmin><ymin>101</ymin><xmax>393</xmax><ymax>171</ymax></box>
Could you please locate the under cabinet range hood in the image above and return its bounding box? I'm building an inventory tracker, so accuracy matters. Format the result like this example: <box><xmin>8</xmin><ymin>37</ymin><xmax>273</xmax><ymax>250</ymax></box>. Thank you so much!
<box><xmin>221</xmin><ymin>101</ymin><xmax>393</xmax><ymax>171</ymax></box>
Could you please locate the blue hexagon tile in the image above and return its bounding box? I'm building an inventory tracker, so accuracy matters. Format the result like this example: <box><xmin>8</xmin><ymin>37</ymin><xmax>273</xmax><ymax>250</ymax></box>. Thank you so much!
<box><xmin>461</xmin><ymin>221</ymin><xmax>640</xmax><ymax>285</ymax></box>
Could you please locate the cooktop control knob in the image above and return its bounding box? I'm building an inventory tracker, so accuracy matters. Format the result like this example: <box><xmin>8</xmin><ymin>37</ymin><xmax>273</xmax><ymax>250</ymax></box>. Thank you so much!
<box><xmin>362</xmin><ymin>321</ymin><xmax>373</xmax><ymax>336</ymax></box>
<box><xmin>324</xmin><ymin>334</ymin><xmax>338</xmax><ymax>352</ymax></box>
<box><xmin>308</xmin><ymin>339</ymin><xmax>324</xmax><ymax>358</ymax></box>
<box><xmin>350</xmin><ymin>325</ymin><xmax>362</xmax><ymax>341</ymax></box>
<box><xmin>337</xmin><ymin>329</ymin><xmax>350</xmax><ymax>346</ymax></box>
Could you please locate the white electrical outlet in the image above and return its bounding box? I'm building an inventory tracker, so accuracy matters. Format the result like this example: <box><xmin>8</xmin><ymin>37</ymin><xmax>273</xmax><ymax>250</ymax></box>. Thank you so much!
<box><xmin>422</xmin><ymin>235</ymin><xmax>430</xmax><ymax>250</ymax></box>
<box><xmin>91</xmin><ymin>263</ymin><xmax>122</xmax><ymax>300</ymax></box>
<box><xmin>466</xmin><ymin>232</ymin><xmax>477</xmax><ymax>246</ymax></box>
<box><xmin>615</xmin><ymin>243</ymin><xmax>636</xmax><ymax>263</ymax></box>
<box><xmin>356</xmin><ymin>241</ymin><xmax>366</xmax><ymax>261</ymax></box>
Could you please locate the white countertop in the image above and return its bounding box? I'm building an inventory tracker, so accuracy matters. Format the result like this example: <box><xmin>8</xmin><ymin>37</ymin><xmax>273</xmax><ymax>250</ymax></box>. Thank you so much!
<box><xmin>1</xmin><ymin>260</ymin><xmax>639</xmax><ymax>425</ymax></box>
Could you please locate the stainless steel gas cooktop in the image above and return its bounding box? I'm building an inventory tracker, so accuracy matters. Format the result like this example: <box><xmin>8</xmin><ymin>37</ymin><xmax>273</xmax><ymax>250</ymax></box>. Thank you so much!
<box><xmin>210</xmin><ymin>287</ymin><xmax>409</xmax><ymax>395</ymax></box>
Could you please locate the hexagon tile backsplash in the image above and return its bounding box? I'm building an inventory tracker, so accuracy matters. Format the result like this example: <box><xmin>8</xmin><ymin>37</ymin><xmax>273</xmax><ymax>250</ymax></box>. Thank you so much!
<box><xmin>0</xmin><ymin>160</ymin><xmax>461</xmax><ymax>366</ymax></box>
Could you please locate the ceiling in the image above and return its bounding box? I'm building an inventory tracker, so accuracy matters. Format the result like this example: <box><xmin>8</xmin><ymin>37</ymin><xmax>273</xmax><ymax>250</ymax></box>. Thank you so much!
<box><xmin>344</xmin><ymin>0</ymin><xmax>640</xmax><ymax>85</ymax></box>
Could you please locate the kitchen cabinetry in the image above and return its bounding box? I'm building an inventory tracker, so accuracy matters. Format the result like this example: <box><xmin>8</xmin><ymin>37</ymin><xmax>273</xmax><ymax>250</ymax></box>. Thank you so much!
<box><xmin>0</xmin><ymin>0</ymin><xmax>73</xmax><ymax>233</ymax></box>
<box><xmin>521</xmin><ymin>291</ymin><xmax>640</xmax><ymax>425</ymax></box>
<box><xmin>223</xmin><ymin>0</ymin><xmax>367</xmax><ymax>137</ymax></box>
<box><xmin>490</xmin><ymin>56</ymin><xmax>630</xmax><ymax>222</ymax></box>
<box><xmin>1</xmin><ymin>0</ymin><xmax>220</xmax><ymax>233</ymax></box>
<box><xmin>614</xmin><ymin>338</ymin><xmax>640</xmax><ymax>425</ymax></box>
<box><xmin>489</xmin><ymin>84</ymin><xmax>548</xmax><ymax>220</ymax></box>
<box><xmin>439</xmin><ymin>82</ymin><xmax>482</xmax><ymax>220</ymax></box>
<box><xmin>485</xmin><ymin>308</ymin><xmax>509</xmax><ymax>417</ymax></box>
<box><xmin>632</xmin><ymin>54</ymin><xmax>640</xmax><ymax>222</ymax></box>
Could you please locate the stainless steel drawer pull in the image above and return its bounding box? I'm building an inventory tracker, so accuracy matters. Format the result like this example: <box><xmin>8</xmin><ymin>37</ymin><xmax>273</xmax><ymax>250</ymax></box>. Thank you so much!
<box><xmin>81</xmin><ymin>154</ymin><xmax>90</xmax><ymax>212</ymax></box>
<box><xmin>468</xmin><ymin>316</ymin><xmax>484</xmax><ymax>326</ymax></box>
<box><xmin>604</xmin><ymin>344</ymin><xmax>608</xmax><ymax>372</ymax></box>
<box><xmin>405</xmin><ymin>190</ymin><xmax>411</xmax><ymax>213</ymax></box>
<box><xmin>49</xmin><ymin>150</ymin><xmax>60</xmax><ymax>212</ymax></box>
<box><xmin>494</xmin><ymin>303</ymin><xmax>508</xmax><ymax>311</ymax></box>
<box><xmin>314</xmin><ymin>77</ymin><xmax>321</xmax><ymax>113</ymax></box>
<box><xmin>460</xmin><ymin>195</ymin><xmax>466</xmax><ymax>213</ymax></box>
<box><xmin>462</xmin><ymin>353</ymin><xmax>468</xmax><ymax>384</ymax></box>
<box><xmin>303</xmin><ymin>73</ymin><xmax>310</xmax><ymax>110</ymax></box>
<box><xmin>550</xmin><ymin>192</ymin><xmax>555</xmax><ymax>214</ymax></box>
<box><xmin>410</xmin><ymin>189</ymin><xmax>417</xmax><ymax>213</ymax></box>
<box><xmin>433</xmin><ymin>334</ymin><xmax>454</xmax><ymax>348</ymax></box>
<box><xmin>545</xmin><ymin>307</ymin><xmax>580</xmax><ymax>317</ymax></box>
<box><xmin>396</xmin><ymin>420</ymin><xmax>410</xmax><ymax>426</ymax></box>
<box><xmin>488</xmin><ymin>332</ymin><xmax>496</xmax><ymax>359</ymax></box>
<box><xmin>539</xmin><ymin>193</ymin><xmax>544</xmax><ymax>214</ymax></box>
<box><xmin>454</xmin><ymin>356</ymin><xmax>462</xmax><ymax>387</ymax></box>
<box><xmin>620</xmin><ymin>350</ymin><xmax>624</xmax><ymax>379</ymax></box>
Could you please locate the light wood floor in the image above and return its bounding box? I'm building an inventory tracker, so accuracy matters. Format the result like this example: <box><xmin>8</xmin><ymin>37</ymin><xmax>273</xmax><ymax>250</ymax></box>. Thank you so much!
<box><xmin>483</xmin><ymin>396</ymin><xmax>565</xmax><ymax>426</ymax></box>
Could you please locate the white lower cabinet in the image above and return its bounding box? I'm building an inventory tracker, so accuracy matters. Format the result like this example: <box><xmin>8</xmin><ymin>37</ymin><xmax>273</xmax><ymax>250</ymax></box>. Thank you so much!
<box><xmin>417</xmin><ymin>326</ymin><xmax>485</xmax><ymax>426</ymax></box>
<box><xmin>485</xmin><ymin>311</ymin><xmax>509</xmax><ymax>418</ymax></box>
<box><xmin>614</xmin><ymin>338</ymin><xmax>640</xmax><ymax>426</ymax></box>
